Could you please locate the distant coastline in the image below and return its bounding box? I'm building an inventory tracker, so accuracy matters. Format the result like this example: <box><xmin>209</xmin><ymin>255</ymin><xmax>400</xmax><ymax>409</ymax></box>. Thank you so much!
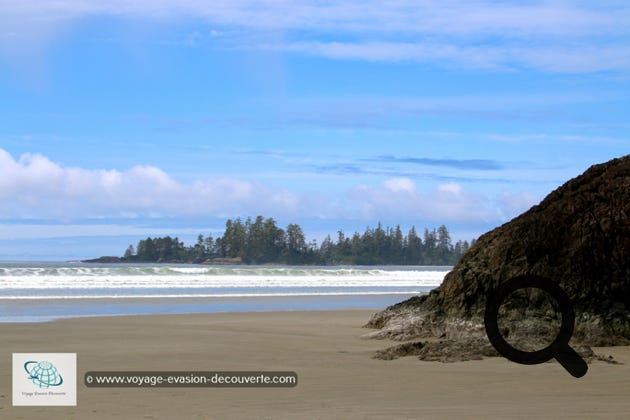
<box><xmin>83</xmin><ymin>215</ymin><xmax>475</xmax><ymax>266</ymax></box>
<box><xmin>82</xmin><ymin>256</ymin><xmax>245</xmax><ymax>265</ymax></box>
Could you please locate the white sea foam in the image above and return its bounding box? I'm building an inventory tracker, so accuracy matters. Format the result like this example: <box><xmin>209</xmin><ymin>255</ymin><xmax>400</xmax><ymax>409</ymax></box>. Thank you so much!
<box><xmin>0</xmin><ymin>264</ymin><xmax>448</xmax><ymax>304</ymax></box>
<box><xmin>0</xmin><ymin>273</ymin><xmax>444</xmax><ymax>289</ymax></box>
<box><xmin>0</xmin><ymin>266</ymin><xmax>448</xmax><ymax>278</ymax></box>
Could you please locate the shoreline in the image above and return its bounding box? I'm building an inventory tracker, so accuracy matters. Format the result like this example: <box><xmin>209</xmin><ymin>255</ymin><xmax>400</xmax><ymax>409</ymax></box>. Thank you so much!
<box><xmin>1</xmin><ymin>310</ymin><xmax>629</xmax><ymax>419</ymax></box>
<box><xmin>0</xmin><ymin>306</ymin><xmax>382</xmax><ymax>324</ymax></box>
<box><xmin>0</xmin><ymin>293</ymin><xmax>421</xmax><ymax>323</ymax></box>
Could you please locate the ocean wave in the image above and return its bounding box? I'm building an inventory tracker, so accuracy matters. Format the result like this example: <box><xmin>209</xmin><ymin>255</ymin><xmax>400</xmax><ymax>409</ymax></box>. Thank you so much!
<box><xmin>0</xmin><ymin>265</ymin><xmax>449</xmax><ymax>278</ymax></box>
<box><xmin>0</xmin><ymin>272</ymin><xmax>444</xmax><ymax>289</ymax></box>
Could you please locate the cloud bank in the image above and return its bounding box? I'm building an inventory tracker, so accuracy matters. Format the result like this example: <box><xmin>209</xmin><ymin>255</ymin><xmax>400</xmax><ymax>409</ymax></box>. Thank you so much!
<box><xmin>0</xmin><ymin>149</ymin><xmax>298</xmax><ymax>219</ymax></box>
<box><xmin>0</xmin><ymin>149</ymin><xmax>538</xmax><ymax>224</ymax></box>
<box><xmin>1</xmin><ymin>1</ymin><xmax>629</xmax><ymax>73</ymax></box>
<box><xmin>2</xmin><ymin>1</ymin><xmax>626</xmax><ymax>36</ymax></box>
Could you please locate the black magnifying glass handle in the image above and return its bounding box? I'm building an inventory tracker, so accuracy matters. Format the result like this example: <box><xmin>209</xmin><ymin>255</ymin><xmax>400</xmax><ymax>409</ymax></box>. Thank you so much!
<box><xmin>555</xmin><ymin>345</ymin><xmax>588</xmax><ymax>378</ymax></box>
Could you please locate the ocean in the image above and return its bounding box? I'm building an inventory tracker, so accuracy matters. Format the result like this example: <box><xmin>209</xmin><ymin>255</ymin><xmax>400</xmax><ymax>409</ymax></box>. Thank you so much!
<box><xmin>0</xmin><ymin>262</ymin><xmax>449</xmax><ymax>322</ymax></box>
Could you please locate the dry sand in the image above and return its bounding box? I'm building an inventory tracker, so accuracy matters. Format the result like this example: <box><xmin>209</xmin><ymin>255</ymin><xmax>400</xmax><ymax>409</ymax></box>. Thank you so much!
<box><xmin>0</xmin><ymin>310</ymin><xmax>629</xmax><ymax>419</ymax></box>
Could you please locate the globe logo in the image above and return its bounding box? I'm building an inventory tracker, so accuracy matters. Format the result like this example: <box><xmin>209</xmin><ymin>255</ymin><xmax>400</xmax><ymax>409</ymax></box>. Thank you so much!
<box><xmin>24</xmin><ymin>360</ymin><xmax>64</xmax><ymax>389</ymax></box>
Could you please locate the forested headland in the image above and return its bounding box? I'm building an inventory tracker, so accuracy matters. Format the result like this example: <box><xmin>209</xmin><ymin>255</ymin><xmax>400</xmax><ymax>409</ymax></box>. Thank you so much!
<box><xmin>95</xmin><ymin>216</ymin><xmax>475</xmax><ymax>266</ymax></box>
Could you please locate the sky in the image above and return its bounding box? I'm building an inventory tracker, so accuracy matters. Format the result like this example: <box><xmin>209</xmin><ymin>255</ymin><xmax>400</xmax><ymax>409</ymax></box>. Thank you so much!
<box><xmin>1</xmin><ymin>1</ymin><xmax>629</xmax><ymax>260</ymax></box>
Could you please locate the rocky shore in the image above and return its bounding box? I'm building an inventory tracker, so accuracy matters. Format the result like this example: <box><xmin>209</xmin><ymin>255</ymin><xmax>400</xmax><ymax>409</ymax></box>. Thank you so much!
<box><xmin>365</xmin><ymin>155</ymin><xmax>630</xmax><ymax>362</ymax></box>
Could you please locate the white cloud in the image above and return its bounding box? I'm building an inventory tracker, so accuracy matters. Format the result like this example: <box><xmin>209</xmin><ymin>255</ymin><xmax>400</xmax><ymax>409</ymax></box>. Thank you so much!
<box><xmin>383</xmin><ymin>177</ymin><xmax>415</xmax><ymax>194</ymax></box>
<box><xmin>1</xmin><ymin>1</ymin><xmax>626</xmax><ymax>36</ymax></box>
<box><xmin>436</xmin><ymin>182</ymin><xmax>463</xmax><ymax>195</ymax></box>
<box><xmin>348</xmin><ymin>178</ymin><xmax>498</xmax><ymax>222</ymax></box>
<box><xmin>0</xmin><ymin>149</ymin><xmax>299</xmax><ymax>219</ymax></box>
<box><xmin>0</xmin><ymin>149</ymin><xmax>540</xmax><ymax>225</ymax></box>
<box><xmin>0</xmin><ymin>223</ymin><xmax>210</xmax><ymax>240</ymax></box>
<box><xmin>266</xmin><ymin>40</ymin><xmax>630</xmax><ymax>73</ymax></box>
<box><xmin>497</xmin><ymin>191</ymin><xmax>540</xmax><ymax>219</ymax></box>
<box><xmin>1</xmin><ymin>1</ymin><xmax>629</xmax><ymax>72</ymax></box>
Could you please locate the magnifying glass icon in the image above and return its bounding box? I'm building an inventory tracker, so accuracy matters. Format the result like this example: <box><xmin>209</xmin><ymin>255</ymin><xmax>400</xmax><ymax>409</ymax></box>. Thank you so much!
<box><xmin>484</xmin><ymin>274</ymin><xmax>588</xmax><ymax>378</ymax></box>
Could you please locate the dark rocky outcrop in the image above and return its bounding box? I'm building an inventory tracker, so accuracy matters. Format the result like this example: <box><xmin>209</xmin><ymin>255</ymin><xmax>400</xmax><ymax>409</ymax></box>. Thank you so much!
<box><xmin>366</xmin><ymin>155</ymin><xmax>630</xmax><ymax>362</ymax></box>
<box><xmin>82</xmin><ymin>256</ymin><xmax>122</xmax><ymax>263</ymax></box>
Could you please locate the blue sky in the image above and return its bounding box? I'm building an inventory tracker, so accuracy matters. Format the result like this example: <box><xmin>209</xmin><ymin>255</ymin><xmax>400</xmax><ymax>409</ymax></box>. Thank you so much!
<box><xmin>1</xmin><ymin>1</ymin><xmax>629</xmax><ymax>260</ymax></box>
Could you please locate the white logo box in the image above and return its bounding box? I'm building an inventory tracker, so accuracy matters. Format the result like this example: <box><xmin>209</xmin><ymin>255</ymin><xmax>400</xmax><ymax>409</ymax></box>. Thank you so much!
<box><xmin>13</xmin><ymin>353</ymin><xmax>77</xmax><ymax>406</ymax></box>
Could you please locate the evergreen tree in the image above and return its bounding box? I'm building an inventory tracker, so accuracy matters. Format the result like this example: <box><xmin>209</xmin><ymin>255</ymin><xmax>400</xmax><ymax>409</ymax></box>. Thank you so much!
<box><xmin>286</xmin><ymin>223</ymin><xmax>307</xmax><ymax>263</ymax></box>
<box><xmin>114</xmin><ymin>215</ymin><xmax>474</xmax><ymax>266</ymax></box>
<box><xmin>436</xmin><ymin>225</ymin><xmax>453</xmax><ymax>264</ymax></box>
<box><xmin>124</xmin><ymin>244</ymin><xmax>135</xmax><ymax>259</ymax></box>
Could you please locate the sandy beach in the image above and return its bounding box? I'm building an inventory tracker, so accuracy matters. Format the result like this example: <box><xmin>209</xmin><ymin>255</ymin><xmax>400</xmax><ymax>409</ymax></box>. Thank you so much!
<box><xmin>1</xmin><ymin>310</ymin><xmax>629</xmax><ymax>419</ymax></box>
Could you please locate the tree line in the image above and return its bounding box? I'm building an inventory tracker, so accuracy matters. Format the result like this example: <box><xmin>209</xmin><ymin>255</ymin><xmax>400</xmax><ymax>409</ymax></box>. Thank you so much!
<box><xmin>120</xmin><ymin>215</ymin><xmax>475</xmax><ymax>265</ymax></box>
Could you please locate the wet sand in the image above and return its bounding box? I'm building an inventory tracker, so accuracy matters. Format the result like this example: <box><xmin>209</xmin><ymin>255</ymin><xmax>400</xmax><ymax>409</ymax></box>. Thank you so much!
<box><xmin>0</xmin><ymin>310</ymin><xmax>629</xmax><ymax>419</ymax></box>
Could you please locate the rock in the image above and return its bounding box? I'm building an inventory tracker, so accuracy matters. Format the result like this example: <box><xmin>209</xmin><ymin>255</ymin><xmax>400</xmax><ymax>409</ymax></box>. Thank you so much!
<box><xmin>82</xmin><ymin>256</ymin><xmax>122</xmax><ymax>263</ymax></box>
<box><xmin>373</xmin><ymin>341</ymin><xmax>426</xmax><ymax>360</ymax></box>
<box><xmin>373</xmin><ymin>338</ymin><xmax>499</xmax><ymax>362</ymax></box>
<box><xmin>366</xmin><ymin>155</ymin><xmax>630</xmax><ymax>360</ymax></box>
<box><xmin>204</xmin><ymin>257</ymin><xmax>243</xmax><ymax>265</ymax></box>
